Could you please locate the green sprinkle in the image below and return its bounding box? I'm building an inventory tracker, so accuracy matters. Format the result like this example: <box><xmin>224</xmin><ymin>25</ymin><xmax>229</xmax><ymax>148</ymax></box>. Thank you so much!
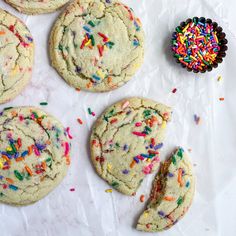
<box><xmin>40</xmin><ymin>102</ymin><xmax>48</xmax><ymax>106</ymax></box>
<box><xmin>4</xmin><ymin>107</ymin><xmax>13</xmax><ymax>111</ymax></box>
<box><xmin>14</xmin><ymin>170</ymin><xmax>24</xmax><ymax>181</ymax></box>
<box><xmin>58</xmin><ymin>44</ymin><xmax>63</xmax><ymax>51</ymax></box>
<box><xmin>172</xmin><ymin>155</ymin><xmax>177</xmax><ymax>165</ymax></box>
<box><xmin>32</xmin><ymin>111</ymin><xmax>39</xmax><ymax>119</ymax></box>
<box><xmin>88</xmin><ymin>108</ymin><xmax>92</xmax><ymax>115</ymax></box>
<box><xmin>177</xmin><ymin>196</ymin><xmax>183</xmax><ymax>206</ymax></box>
<box><xmin>177</xmin><ymin>149</ymin><xmax>183</xmax><ymax>159</ymax></box>
<box><xmin>0</xmin><ymin>192</ymin><xmax>4</xmax><ymax>197</ymax></box>
<box><xmin>115</xmin><ymin>143</ymin><xmax>120</xmax><ymax>148</ymax></box>
<box><xmin>111</xmin><ymin>181</ymin><xmax>119</xmax><ymax>188</ymax></box>
<box><xmin>145</xmin><ymin>126</ymin><xmax>152</xmax><ymax>133</ymax></box>
<box><xmin>90</xmin><ymin>35</ymin><xmax>95</xmax><ymax>46</ymax></box>
<box><xmin>143</xmin><ymin>110</ymin><xmax>151</xmax><ymax>118</ymax></box>
<box><xmin>88</xmin><ymin>20</ymin><xmax>96</xmax><ymax>27</ymax></box>
<box><xmin>10</xmin><ymin>143</ymin><xmax>17</xmax><ymax>153</ymax></box>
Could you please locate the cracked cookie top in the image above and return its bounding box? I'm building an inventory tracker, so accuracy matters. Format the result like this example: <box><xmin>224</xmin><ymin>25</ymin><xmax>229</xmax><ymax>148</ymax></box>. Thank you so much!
<box><xmin>90</xmin><ymin>97</ymin><xmax>171</xmax><ymax>195</ymax></box>
<box><xmin>49</xmin><ymin>0</ymin><xmax>144</xmax><ymax>92</ymax></box>
<box><xmin>0</xmin><ymin>9</ymin><xmax>34</xmax><ymax>104</ymax></box>
<box><xmin>5</xmin><ymin>0</ymin><xmax>70</xmax><ymax>14</ymax></box>
<box><xmin>137</xmin><ymin>148</ymin><xmax>195</xmax><ymax>232</ymax></box>
<box><xmin>0</xmin><ymin>107</ymin><xmax>71</xmax><ymax>205</ymax></box>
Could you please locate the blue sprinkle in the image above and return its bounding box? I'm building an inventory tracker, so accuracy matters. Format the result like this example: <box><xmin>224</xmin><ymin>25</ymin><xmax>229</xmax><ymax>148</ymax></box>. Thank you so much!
<box><xmin>158</xmin><ymin>211</ymin><xmax>165</xmax><ymax>217</ymax></box>
<box><xmin>122</xmin><ymin>169</ymin><xmax>129</xmax><ymax>174</ymax></box>
<box><xmin>134</xmin><ymin>157</ymin><xmax>139</xmax><ymax>163</ymax></box>
<box><xmin>186</xmin><ymin>181</ymin><xmax>190</xmax><ymax>188</ymax></box>
<box><xmin>9</xmin><ymin>185</ymin><xmax>18</xmax><ymax>191</ymax></box>
<box><xmin>26</xmin><ymin>36</ymin><xmax>33</xmax><ymax>42</ymax></box>
<box><xmin>168</xmin><ymin>172</ymin><xmax>174</xmax><ymax>177</ymax></box>
<box><xmin>0</xmin><ymin>175</ymin><xmax>3</xmax><ymax>180</ymax></box>
<box><xmin>14</xmin><ymin>152</ymin><xmax>19</xmax><ymax>159</ymax></box>
<box><xmin>21</xmin><ymin>150</ymin><xmax>28</xmax><ymax>157</ymax></box>
<box><xmin>35</xmin><ymin>143</ymin><xmax>46</xmax><ymax>150</ymax></box>
<box><xmin>123</xmin><ymin>144</ymin><xmax>128</xmax><ymax>151</ymax></box>
<box><xmin>76</xmin><ymin>66</ymin><xmax>82</xmax><ymax>73</ymax></box>
<box><xmin>140</xmin><ymin>154</ymin><xmax>149</xmax><ymax>158</ymax></box>
<box><xmin>154</xmin><ymin>143</ymin><xmax>163</xmax><ymax>150</ymax></box>
<box><xmin>133</xmin><ymin>39</ymin><xmax>140</xmax><ymax>46</ymax></box>
<box><xmin>92</xmin><ymin>75</ymin><xmax>101</xmax><ymax>81</ymax></box>
<box><xmin>1</xmin><ymin>152</ymin><xmax>12</xmax><ymax>159</ymax></box>
<box><xmin>83</xmin><ymin>26</ymin><xmax>91</xmax><ymax>33</ymax></box>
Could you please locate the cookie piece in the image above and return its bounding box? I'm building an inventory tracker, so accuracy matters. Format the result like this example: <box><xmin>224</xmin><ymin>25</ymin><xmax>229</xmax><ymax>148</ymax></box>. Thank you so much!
<box><xmin>0</xmin><ymin>107</ymin><xmax>71</xmax><ymax>205</ymax></box>
<box><xmin>90</xmin><ymin>97</ymin><xmax>171</xmax><ymax>195</ymax></box>
<box><xmin>5</xmin><ymin>0</ymin><xmax>70</xmax><ymax>15</ymax></box>
<box><xmin>137</xmin><ymin>148</ymin><xmax>195</xmax><ymax>232</ymax></box>
<box><xmin>49</xmin><ymin>0</ymin><xmax>144</xmax><ymax>92</ymax></box>
<box><xmin>0</xmin><ymin>9</ymin><xmax>34</xmax><ymax>104</ymax></box>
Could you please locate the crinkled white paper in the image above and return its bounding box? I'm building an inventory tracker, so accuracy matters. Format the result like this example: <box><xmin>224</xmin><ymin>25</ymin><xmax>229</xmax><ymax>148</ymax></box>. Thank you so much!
<box><xmin>0</xmin><ymin>0</ymin><xmax>236</xmax><ymax>235</ymax></box>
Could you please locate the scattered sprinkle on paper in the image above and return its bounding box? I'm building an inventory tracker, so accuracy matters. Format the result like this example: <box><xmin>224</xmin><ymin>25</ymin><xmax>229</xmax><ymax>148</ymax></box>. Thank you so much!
<box><xmin>140</xmin><ymin>194</ymin><xmax>145</xmax><ymax>202</ymax></box>
<box><xmin>219</xmin><ymin>97</ymin><xmax>225</xmax><ymax>101</ymax></box>
<box><xmin>70</xmin><ymin>188</ymin><xmax>75</xmax><ymax>192</ymax></box>
<box><xmin>88</xmin><ymin>108</ymin><xmax>96</xmax><ymax>116</ymax></box>
<box><xmin>172</xmin><ymin>88</ymin><xmax>177</xmax><ymax>93</ymax></box>
<box><xmin>39</xmin><ymin>102</ymin><xmax>48</xmax><ymax>106</ymax></box>
<box><xmin>194</xmin><ymin>114</ymin><xmax>201</xmax><ymax>125</ymax></box>
<box><xmin>105</xmin><ymin>189</ymin><xmax>113</xmax><ymax>193</ymax></box>
<box><xmin>77</xmin><ymin>118</ymin><xmax>83</xmax><ymax>125</ymax></box>
<box><xmin>217</xmin><ymin>76</ymin><xmax>222</xmax><ymax>82</ymax></box>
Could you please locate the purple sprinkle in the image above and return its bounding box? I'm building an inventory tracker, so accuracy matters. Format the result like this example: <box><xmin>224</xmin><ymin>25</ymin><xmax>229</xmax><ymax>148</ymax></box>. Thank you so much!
<box><xmin>126</xmin><ymin>110</ymin><xmax>132</xmax><ymax>115</ymax></box>
<box><xmin>122</xmin><ymin>169</ymin><xmax>129</xmax><ymax>174</ymax></box>
<box><xmin>168</xmin><ymin>172</ymin><xmax>174</xmax><ymax>177</ymax></box>
<box><xmin>149</xmin><ymin>144</ymin><xmax>153</xmax><ymax>148</ymax></box>
<box><xmin>106</xmin><ymin>0</ymin><xmax>111</xmax><ymax>3</ymax></box>
<box><xmin>123</xmin><ymin>144</ymin><xmax>128</xmax><ymax>151</ymax></box>
<box><xmin>154</xmin><ymin>143</ymin><xmax>163</xmax><ymax>150</ymax></box>
<box><xmin>76</xmin><ymin>66</ymin><xmax>82</xmax><ymax>73</ymax></box>
<box><xmin>0</xmin><ymin>112</ymin><xmax>3</xmax><ymax>116</ymax></box>
<box><xmin>158</xmin><ymin>211</ymin><xmax>165</xmax><ymax>217</ymax></box>
<box><xmin>133</xmin><ymin>157</ymin><xmax>139</xmax><ymax>163</ymax></box>
<box><xmin>26</xmin><ymin>36</ymin><xmax>33</xmax><ymax>42</ymax></box>
<box><xmin>35</xmin><ymin>143</ymin><xmax>46</xmax><ymax>150</ymax></box>
<box><xmin>14</xmin><ymin>152</ymin><xmax>19</xmax><ymax>159</ymax></box>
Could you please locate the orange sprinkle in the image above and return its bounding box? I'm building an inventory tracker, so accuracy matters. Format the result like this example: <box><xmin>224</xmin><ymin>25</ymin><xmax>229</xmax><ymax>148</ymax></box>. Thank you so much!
<box><xmin>86</xmin><ymin>82</ymin><xmax>92</xmax><ymax>88</ymax></box>
<box><xmin>0</xmin><ymin>31</ymin><xmax>5</xmax><ymax>35</ymax></box>
<box><xmin>2</xmin><ymin>154</ymin><xmax>10</xmax><ymax>162</ymax></box>
<box><xmin>65</xmin><ymin>156</ymin><xmax>71</xmax><ymax>165</ymax></box>
<box><xmin>76</xmin><ymin>88</ymin><xmax>81</xmax><ymax>92</ymax></box>
<box><xmin>107</xmin><ymin>77</ymin><xmax>112</xmax><ymax>83</ymax></box>
<box><xmin>41</xmin><ymin>161</ymin><xmax>47</xmax><ymax>171</ymax></box>
<box><xmin>6</xmin><ymin>178</ymin><xmax>14</xmax><ymax>184</ymax></box>
<box><xmin>178</xmin><ymin>168</ymin><xmax>184</xmax><ymax>187</ymax></box>
<box><xmin>46</xmin><ymin>140</ymin><xmax>51</xmax><ymax>145</ymax></box>
<box><xmin>219</xmin><ymin>97</ymin><xmax>225</xmax><ymax>101</ymax></box>
<box><xmin>25</xmin><ymin>165</ymin><xmax>33</xmax><ymax>176</ymax></box>
<box><xmin>140</xmin><ymin>194</ymin><xmax>145</xmax><ymax>202</ymax></box>
<box><xmin>15</xmin><ymin>157</ymin><xmax>24</xmax><ymax>162</ymax></box>
<box><xmin>77</xmin><ymin>118</ymin><xmax>83</xmax><ymax>125</ymax></box>
<box><xmin>28</xmin><ymin>146</ymin><xmax>33</xmax><ymax>155</ymax></box>
<box><xmin>164</xmin><ymin>196</ymin><xmax>175</xmax><ymax>201</ymax></box>
<box><xmin>130</xmin><ymin>160</ymin><xmax>136</xmax><ymax>168</ymax></box>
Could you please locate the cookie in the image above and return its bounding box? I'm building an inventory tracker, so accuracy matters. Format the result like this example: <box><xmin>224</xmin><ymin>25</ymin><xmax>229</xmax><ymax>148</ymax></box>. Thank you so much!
<box><xmin>49</xmin><ymin>0</ymin><xmax>144</xmax><ymax>92</ymax></box>
<box><xmin>5</xmin><ymin>0</ymin><xmax>70</xmax><ymax>15</ymax></box>
<box><xmin>0</xmin><ymin>9</ymin><xmax>34</xmax><ymax>104</ymax></box>
<box><xmin>137</xmin><ymin>148</ymin><xmax>195</xmax><ymax>232</ymax></box>
<box><xmin>90</xmin><ymin>97</ymin><xmax>171</xmax><ymax>195</ymax></box>
<box><xmin>171</xmin><ymin>17</ymin><xmax>228</xmax><ymax>73</ymax></box>
<box><xmin>0</xmin><ymin>107</ymin><xmax>71</xmax><ymax>205</ymax></box>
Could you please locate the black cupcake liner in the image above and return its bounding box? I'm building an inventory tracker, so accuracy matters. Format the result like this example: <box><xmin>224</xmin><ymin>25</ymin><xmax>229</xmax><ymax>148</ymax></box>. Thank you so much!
<box><xmin>171</xmin><ymin>17</ymin><xmax>228</xmax><ymax>73</ymax></box>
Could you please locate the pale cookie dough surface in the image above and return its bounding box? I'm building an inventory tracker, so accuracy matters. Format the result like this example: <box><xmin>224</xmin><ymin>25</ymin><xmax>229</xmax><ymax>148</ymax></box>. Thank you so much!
<box><xmin>137</xmin><ymin>148</ymin><xmax>195</xmax><ymax>232</ymax></box>
<box><xmin>90</xmin><ymin>97</ymin><xmax>172</xmax><ymax>195</ymax></box>
<box><xmin>0</xmin><ymin>9</ymin><xmax>34</xmax><ymax>104</ymax></box>
<box><xmin>49</xmin><ymin>0</ymin><xmax>144</xmax><ymax>92</ymax></box>
<box><xmin>5</xmin><ymin>0</ymin><xmax>70</xmax><ymax>14</ymax></box>
<box><xmin>0</xmin><ymin>107</ymin><xmax>71</xmax><ymax>205</ymax></box>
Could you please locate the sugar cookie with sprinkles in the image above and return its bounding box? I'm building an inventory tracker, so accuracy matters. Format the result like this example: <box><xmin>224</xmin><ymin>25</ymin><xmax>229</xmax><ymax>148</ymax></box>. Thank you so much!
<box><xmin>5</xmin><ymin>0</ymin><xmax>70</xmax><ymax>15</ymax></box>
<box><xmin>0</xmin><ymin>107</ymin><xmax>71</xmax><ymax>205</ymax></box>
<box><xmin>90</xmin><ymin>97</ymin><xmax>172</xmax><ymax>195</ymax></box>
<box><xmin>49</xmin><ymin>0</ymin><xmax>144</xmax><ymax>92</ymax></box>
<box><xmin>0</xmin><ymin>9</ymin><xmax>34</xmax><ymax>104</ymax></box>
<box><xmin>137</xmin><ymin>148</ymin><xmax>195</xmax><ymax>232</ymax></box>
<box><xmin>171</xmin><ymin>17</ymin><xmax>228</xmax><ymax>73</ymax></box>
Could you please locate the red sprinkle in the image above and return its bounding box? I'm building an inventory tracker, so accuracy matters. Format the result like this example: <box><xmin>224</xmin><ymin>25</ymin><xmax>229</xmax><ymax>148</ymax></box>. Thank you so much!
<box><xmin>135</xmin><ymin>122</ymin><xmax>142</xmax><ymax>127</ymax></box>
<box><xmin>132</xmin><ymin>131</ymin><xmax>146</xmax><ymax>137</ymax></box>
<box><xmin>98</xmin><ymin>32</ymin><xmax>109</xmax><ymax>42</ymax></box>
<box><xmin>97</xmin><ymin>44</ymin><xmax>104</xmax><ymax>57</ymax></box>
<box><xmin>172</xmin><ymin>88</ymin><xmax>177</xmax><ymax>93</ymax></box>
<box><xmin>70</xmin><ymin>188</ymin><xmax>75</xmax><ymax>192</ymax></box>
<box><xmin>140</xmin><ymin>194</ymin><xmax>145</xmax><ymax>202</ymax></box>
<box><xmin>110</xmin><ymin>118</ymin><xmax>118</xmax><ymax>124</ymax></box>
<box><xmin>66</xmin><ymin>127</ymin><xmax>73</xmax><ymax>139</ymax></box>
<box><xmin>77</xmin><ymin>118</ymin><xmax>83</xmax><ymax>125</ymax></box>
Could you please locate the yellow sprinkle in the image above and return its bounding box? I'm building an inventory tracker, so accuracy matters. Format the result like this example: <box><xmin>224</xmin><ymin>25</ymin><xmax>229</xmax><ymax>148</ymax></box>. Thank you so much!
<box><xmin>197</xmin><ymin>52</ymin><xmax>203</xmax><ymax>60</ymax></box>
<box><xmin>85</xmin><ymin>39</ymin><xmax>91</xmax><ymax>46</ymax></box>
<box><xmin>6</xmin><ymin>147</ymin><xmax>12</xmax><ymax>152</ymax></box>
<box><xmin>190</xmin><ymin>55</ymin><xmax>197</xmax><ymax>61</ymax></box>
<box><xmin>105</xmin><ymin>189</ymin><xmax>113</xmax><ymax>193</ymax></box>
<box><xmin>217</xmin><ymin>76</ymin><xmax>222</xmax><ymax>82</ymax></box>
<box><xmin>0</xmin><ymin>161</ymin><xmax>3</xmax><ymax>169</ymax></box>
<box><xmin>97</xmin><ymin>70</ymin><xmax>105</xmax><ymax>79</ymax></box>
<box><xmin>107</xmin><ymin>163</ymin><xmax>112</xmax><ymax>171</ymax></box>
<box><xmin>182</xmin><ymin>24</ymin><xmax>189</xmax><ymax>33</ymax></box>
<box><xmin>161</xmin><ymin>121</ymin><xmax>166</xmax><ymax>129</ymax></box>
<box><xmin>144</xmin><ymin>212</ymin><xmax>149</xmax><ymax>218</ymax></box>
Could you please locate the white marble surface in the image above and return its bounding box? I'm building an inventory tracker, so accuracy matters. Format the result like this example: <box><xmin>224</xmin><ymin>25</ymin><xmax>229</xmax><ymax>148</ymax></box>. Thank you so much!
<box><xmin>0</xmin><ymin>0</ymin><xmax>236</xmax><ymax>235</ymax></box>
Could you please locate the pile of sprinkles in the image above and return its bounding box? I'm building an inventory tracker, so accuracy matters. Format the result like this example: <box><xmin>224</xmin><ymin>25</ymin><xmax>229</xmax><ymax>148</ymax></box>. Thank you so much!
<box><xmin>172</xmin><ymin>17</ymin><xmax>228</xmax><ymax>72</ymax></box>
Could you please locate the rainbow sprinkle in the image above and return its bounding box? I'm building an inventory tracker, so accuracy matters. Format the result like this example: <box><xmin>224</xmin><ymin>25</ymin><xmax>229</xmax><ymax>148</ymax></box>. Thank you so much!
<box><xmin>172</xmin><ymin>17</ymin><xmax>227</xmax><ymax>72</ymax></box>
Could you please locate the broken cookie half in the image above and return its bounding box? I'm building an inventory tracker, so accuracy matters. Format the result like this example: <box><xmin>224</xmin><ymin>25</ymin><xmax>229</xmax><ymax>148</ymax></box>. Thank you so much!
<box><xmin>90</xmin><ymin>97</ymin><xmax>171</xmax><ymax>195</ymax></box>
<box><xmin>137</xmin><ymin>148</ymin><xmax>195</xmax><ymax>232</ymax></box>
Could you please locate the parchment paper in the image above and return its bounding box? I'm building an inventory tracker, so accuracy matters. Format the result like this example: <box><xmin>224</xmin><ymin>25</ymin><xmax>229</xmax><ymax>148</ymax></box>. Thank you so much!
<box><xmin>0</xmin><ymin>0</ymin><xmax>236</xmax><ymax>235</ymax></box>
